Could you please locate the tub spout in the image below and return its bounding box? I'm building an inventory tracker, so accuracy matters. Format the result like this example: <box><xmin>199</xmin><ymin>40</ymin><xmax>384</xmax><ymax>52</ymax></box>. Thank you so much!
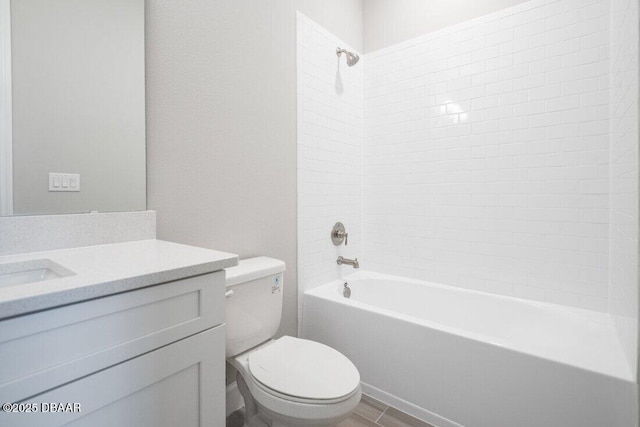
<box><xmin>337</xmin><ymin>256</ymin><xmax>359</xmax><ymax>268</ymax></box>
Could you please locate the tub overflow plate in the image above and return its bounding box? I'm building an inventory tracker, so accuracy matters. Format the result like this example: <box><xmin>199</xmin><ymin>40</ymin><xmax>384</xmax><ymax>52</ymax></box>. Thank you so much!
<box><xmin>343</xmin><ymin>282</ymin><xmax>351</xmax><ymax>298</ymax></box>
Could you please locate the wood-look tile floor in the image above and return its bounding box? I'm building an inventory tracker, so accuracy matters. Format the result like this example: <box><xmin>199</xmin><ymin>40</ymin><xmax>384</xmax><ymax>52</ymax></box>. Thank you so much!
<box><xmin>226</xmin><ymin>394</ymin><xmax>434</xmax><ymax>427</ymax></box>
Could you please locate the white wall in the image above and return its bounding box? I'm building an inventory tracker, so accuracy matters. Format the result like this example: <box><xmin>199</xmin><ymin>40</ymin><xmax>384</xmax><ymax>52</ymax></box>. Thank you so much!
<box><xmin>609</xmin><ymin>0</ymin><xmax>639</xmax><ymax>379</ymax></box>
<box><xmin>297</xmin><ymin>13</ymin><xmax>364</xmax><ymax>325</ymax></box>
<box><xmin>363</xmin><ymin>0</ymin><xmax>532</xmax><ymax>53</ymax></box>
<box><xmin>364</xmin><ymin>0</ymin><xmax>612</xmax><ymax>311</ymax></box>
<box><xmin>11</xmin><ymin>0</ymin><xmax>146</xmax><ymax>215</ymax></box>
<box><xmin>146</xmin><ymin>0</ymin><xmax>363</xmax><ymax>340</ymax></box>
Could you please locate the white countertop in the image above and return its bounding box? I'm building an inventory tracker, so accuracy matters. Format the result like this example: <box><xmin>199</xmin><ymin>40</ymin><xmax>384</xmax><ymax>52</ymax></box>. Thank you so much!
<box><xmin>0</xmin><ymin>239</ymin><xmax>238</xmax><ymax>319</ymax></box>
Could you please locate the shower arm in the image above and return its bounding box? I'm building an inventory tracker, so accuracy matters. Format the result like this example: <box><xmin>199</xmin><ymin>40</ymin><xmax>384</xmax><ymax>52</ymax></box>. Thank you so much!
<box><xmin>336</xmin><ymin>47</ymin><xmax>360</xmax><ymax>66</ymax></box>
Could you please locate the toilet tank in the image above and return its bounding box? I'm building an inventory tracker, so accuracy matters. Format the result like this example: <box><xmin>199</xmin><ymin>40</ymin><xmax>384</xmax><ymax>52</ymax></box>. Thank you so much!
<box><xmin>224</xmin><ymin>257</ymin><xmax>286</xmax><ymax>357</ymax></box>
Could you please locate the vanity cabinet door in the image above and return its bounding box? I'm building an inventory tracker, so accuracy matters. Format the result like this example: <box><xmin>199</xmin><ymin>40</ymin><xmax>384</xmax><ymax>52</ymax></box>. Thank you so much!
<box><xmin>0</xmin><ymin>271</ymin><xmax>225</xmax><ymax>403</ymax></box>
<box><xmin>2</xmin><ymin>325</ymin><xmax>225</xmax><ymax>427</ymax></box>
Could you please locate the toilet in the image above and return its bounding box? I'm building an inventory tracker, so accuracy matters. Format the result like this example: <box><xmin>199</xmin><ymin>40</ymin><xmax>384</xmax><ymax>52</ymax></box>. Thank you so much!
<box><xmin>225</xmin><ymin>257</ymin><xmax>361</xmax><ymax>427</ymax></box>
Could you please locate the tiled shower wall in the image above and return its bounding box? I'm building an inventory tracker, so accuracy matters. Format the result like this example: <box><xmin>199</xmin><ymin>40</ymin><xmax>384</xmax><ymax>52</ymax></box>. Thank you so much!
<box><xmin>609</xmin><ymin>0</ymin><xmax>639</xmax><ymax>377</ymax></box>
<box><xmin>364</xmin><ymin>0</ymin><xmax>612</xmax><ymax>311</ymax></box>
<box><xmin>297</xmin><ymin>13</ymin><xmax>364</xmax><ymax>321</ymax></box>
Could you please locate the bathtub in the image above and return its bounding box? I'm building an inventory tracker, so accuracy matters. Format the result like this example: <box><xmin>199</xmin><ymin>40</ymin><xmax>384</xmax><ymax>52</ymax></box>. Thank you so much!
<box><xmin>302</xmin><ymin>271</ymin><xmax>638</xmax><ymax>427</ymax></box>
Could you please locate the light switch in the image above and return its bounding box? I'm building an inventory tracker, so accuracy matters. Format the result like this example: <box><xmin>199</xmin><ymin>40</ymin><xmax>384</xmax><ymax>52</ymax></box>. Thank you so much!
<box><xmin>49</xmin><ymin>173</ymin><xmax>80</xmax><ymax>192</ymax></box>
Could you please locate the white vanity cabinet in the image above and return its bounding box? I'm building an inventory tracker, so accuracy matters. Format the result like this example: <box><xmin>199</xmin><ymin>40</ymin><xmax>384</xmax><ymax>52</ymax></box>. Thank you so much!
<box><xmin>0</xmin><ymin>271</ymin><xmax>226</xmax><ymax>427</ymax></box>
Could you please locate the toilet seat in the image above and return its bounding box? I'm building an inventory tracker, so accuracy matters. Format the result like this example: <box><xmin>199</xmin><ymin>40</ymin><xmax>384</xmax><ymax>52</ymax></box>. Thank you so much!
<box><xmin>229</xmin><ymin>336</ymin><xmax>362</xmax><ymax>424</ymax></box>
<box><xmin>251</xmin><ymin>374</ymin><xmax>361</xmax><ymax>405</ymax></box>
<box><xmin>248</xmin><ymin>336</ymin><xmax>360</xmax><ymax>402</ymax></box>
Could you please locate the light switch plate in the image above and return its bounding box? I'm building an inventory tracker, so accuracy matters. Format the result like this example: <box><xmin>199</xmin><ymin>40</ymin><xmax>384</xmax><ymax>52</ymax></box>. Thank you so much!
<box><xmin>49</xmin><ymin>173</ymin><xmax>80</xmax><ymax>192</ymax></box>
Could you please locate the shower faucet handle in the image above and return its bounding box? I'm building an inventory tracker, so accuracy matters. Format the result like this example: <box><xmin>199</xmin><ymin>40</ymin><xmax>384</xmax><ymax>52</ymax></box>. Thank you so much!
<box><xmin>331</xmin><ymin>222</ymin><xmax>348</xmax><ymax>246</ymax></box>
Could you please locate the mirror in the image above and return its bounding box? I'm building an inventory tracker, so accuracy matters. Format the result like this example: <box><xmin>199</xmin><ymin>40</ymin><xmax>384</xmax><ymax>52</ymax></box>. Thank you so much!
<box><xmin>0</xmin><ymin>0</ymin><xmax>146</xmax><ymax>216</ymax></box>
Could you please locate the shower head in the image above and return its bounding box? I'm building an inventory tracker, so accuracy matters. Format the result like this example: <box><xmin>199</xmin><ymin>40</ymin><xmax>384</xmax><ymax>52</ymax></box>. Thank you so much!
<box><xmin>336</xmin><ymin>47</ymin><xmax>360</xmax><ymax>66</ymax></box>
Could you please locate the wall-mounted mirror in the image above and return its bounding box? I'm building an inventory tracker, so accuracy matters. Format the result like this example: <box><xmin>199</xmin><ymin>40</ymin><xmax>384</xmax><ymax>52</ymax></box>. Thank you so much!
<box><xmin>0</xmin><ymin>0</ymin><xmax>146</xmax><ymax>216</ymax></box>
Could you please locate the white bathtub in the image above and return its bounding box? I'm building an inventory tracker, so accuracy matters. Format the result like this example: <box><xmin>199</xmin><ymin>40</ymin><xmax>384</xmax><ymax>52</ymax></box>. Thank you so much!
<box><xmin>302</xmin><ymin>271</ymin><xmax>638</xmax><ymax>427</ymax></box>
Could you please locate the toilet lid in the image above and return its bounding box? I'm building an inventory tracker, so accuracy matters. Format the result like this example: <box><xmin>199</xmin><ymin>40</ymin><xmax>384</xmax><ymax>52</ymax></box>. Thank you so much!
<box><xmin>248</xmin><ymin>336</ymin><xmax>360</xmax><ymax>400</ymax></box>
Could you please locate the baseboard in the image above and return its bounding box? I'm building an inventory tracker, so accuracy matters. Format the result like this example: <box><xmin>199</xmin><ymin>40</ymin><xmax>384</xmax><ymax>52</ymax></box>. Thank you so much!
<box><xmin>226</xmin><ymin>382</ymin><xmax>244</xmax><ymax>417</ymax></box>
<box><xmin>360</xmin><ymin>382</ymin><xmax>462</xmax><ymax>427</ymax></box>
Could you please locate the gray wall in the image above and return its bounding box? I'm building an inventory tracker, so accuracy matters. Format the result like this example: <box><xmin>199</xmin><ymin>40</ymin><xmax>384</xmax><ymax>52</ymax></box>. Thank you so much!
<box><xmin>145</xmin><ymin>0</ymin><xmax>363</xmax><ymax>340</ymax></box>
<box><xmin>363</xmin><ymin>0</ymin><xmax>531</xmax><ymax>53</ymax></box>
<box><xmin>11</xmin><ymin>0</ymin><xmax>146</xmax><ymax>215</ymax></box>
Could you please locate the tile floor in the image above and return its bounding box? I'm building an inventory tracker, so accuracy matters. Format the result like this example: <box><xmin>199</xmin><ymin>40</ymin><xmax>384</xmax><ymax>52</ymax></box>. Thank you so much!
<box><xmin>226</xmin><ymin>394</ymin><xmax>435</xmax><ymax>427</ymax></box>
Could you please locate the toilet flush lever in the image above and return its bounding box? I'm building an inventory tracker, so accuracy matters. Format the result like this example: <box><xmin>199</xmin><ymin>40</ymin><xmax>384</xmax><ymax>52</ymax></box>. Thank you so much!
<box><xmin>225</xmin><ymin>290</ymin><xmax>234</xmax><ymax>298</ymax></box>
<box><xmin>331</xmin><ymin>222</ymin><xmax>348</xmax><ymax>246</ymax></box>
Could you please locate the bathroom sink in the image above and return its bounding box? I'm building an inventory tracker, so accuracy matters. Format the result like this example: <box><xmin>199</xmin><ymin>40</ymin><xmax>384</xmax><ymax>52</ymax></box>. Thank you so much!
<box><xmin>0</xmin><ymin>259</ymin><xmax>75</xmax><ymax>288</ymax></box>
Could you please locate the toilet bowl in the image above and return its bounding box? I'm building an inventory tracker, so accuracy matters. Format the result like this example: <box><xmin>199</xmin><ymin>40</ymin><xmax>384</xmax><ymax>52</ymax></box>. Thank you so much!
<box><xmin>225</xmin><ymin>257</ymin><xmax>361</xmax><ymax>427</ymax></box>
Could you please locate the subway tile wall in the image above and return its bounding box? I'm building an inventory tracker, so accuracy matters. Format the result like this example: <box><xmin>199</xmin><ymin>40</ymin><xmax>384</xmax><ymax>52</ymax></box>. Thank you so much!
<box><xmin>609</xmin><ymin>0</ymin><xmax>638</xmax><ymax>377</ymax></box>
<box><xmin>363</xmin><ymin>0</ymin><xmax>612</xmax><ymax>310</ymax></box>
<box><xmin>297</xmin><ymin>13</ymin><xmax>364</xmax><ymax>322</ymax></box>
